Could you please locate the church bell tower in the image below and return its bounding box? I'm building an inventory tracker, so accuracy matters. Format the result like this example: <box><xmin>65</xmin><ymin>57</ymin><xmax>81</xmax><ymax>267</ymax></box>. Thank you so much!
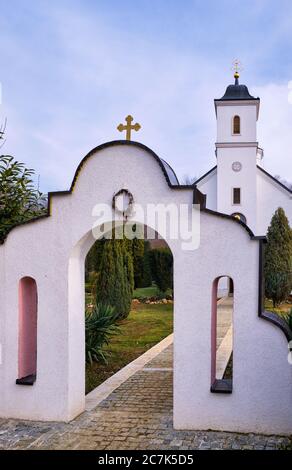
<box><xmin>214</xmin><ymin>68</ymin><xmax>261</xmax><ymax>233</ymax></box>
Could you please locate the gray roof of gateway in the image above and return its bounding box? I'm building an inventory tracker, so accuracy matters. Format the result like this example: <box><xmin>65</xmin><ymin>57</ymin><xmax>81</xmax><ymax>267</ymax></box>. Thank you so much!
<box><xmin>160</xmin><ymin>158</ymin><xmax>180</xmax><ymax>185</ymax></box>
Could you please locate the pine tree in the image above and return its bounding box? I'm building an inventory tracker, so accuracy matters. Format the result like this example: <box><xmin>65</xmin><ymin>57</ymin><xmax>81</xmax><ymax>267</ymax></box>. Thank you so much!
<box><xmin>264</xmin><ymin>207</ymin><xmax>292</xmax><ymax>307</ymax></box>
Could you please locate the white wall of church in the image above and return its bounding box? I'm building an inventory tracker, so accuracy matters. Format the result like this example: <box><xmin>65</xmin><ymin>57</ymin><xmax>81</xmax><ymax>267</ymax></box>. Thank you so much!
<box><xmin>216</xmin><ymin>146</ymin><xmax>258</xmax><ymax>233</ymax></box>
<box><xmin>196</xmin><ymin>169</ymin><xmax>217</xmax><ymax>211</ymax></box>
<box><xmin>256</xmin><ymin>170</ymin><xmax>292</xmax><ymax>235</ymax></box>
<box><xmin>216</xmin><ymin>103</ymin><xmax>257</xmax><ymax>143</ymax></box>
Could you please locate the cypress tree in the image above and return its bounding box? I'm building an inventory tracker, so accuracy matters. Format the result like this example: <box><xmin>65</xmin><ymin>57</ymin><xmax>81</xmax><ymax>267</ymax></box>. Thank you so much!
<box><xmin>131</xmin><ymin>238</ymin><xmax>145</xmax><ymax>288</ymax></box>
<box><xmin>85</xmin><ymin>238</ymin><xmax>105</xmax><ymax>280</ymax></box>
<box><xmin>95</xmin><ymin>234</ymin><xmax>134</xmax><ymax>320</ymax></box>
<box><xmin>149</xmin><ymin>248</ymin><xmax>173</xmax><ymax>293</ymax></box>
<box><xmin>142</xmin><ymin>241</ymin><xmax>152</xmax><ymax>287</ymax></box>
<box><xmin>264</xmin><ymin>207</ymin><xmax>292</xmax><ymax>307</ymax></box>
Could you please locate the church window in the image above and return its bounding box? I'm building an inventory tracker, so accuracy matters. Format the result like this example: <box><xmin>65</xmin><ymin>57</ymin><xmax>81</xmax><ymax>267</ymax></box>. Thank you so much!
<box><xmin>233</xmin><ymin>115</ymin><xmax>240</xmax><ymax>134</ymax></box>
<box><xmin>233</xmin><ymin>188</ymin><xmax>241</xmax><ymax>205</ymax></box>
<box><xmin>211</xmin><ymin>276</ymin><xmax>233</xmax><ymax>393</ymax></box>
<box><xmin>16</xmin><ymin>277</ymin><xmax>37</xmax><ymax>385</ymax></box>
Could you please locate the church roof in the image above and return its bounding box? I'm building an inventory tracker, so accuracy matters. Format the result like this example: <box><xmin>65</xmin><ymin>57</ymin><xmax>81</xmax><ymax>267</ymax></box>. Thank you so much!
<box><xmin>257</xmin><ymin>165</ymin><xmax>292</xmax><ymax>194</ymax></box>
<box><xmin>193</xmin><ymin>164</ymin><xmax>292</xmax><ymax>195</ymax></box>
<box><xmin>216</xmin><ymin>76</ymin><xmax>259</xmax><ymax>101</ymax></box>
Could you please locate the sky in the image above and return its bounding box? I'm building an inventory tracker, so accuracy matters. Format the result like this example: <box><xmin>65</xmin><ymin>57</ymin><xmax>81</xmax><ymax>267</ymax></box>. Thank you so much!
<box><xmin>0</xmin><ymin>0</ymin><xmax>292</xmax><ymax>191</ymax></box>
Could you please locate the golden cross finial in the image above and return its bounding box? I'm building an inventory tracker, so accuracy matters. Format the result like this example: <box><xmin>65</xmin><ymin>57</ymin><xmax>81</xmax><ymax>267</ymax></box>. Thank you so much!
<box><xmin>117</xmin><ymin>115</ymin><xmax>141</xmax><ymax>141</ymax></box>
<box><xmin>231</xmin><ymin>59</ymin><xmax>243</xmax><ymax>79</ymax></box>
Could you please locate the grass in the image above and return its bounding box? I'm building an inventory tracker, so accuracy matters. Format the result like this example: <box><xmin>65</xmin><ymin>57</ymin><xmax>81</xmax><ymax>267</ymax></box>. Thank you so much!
<box><xmin>133</xmin><ymin>285</ymin><xmax>159</xmax><ymax>298</ymax></box>
<box><xmin>264</xmin><ymin>300</ymin><xmax>291</xmax><ymax>318</ymax></box>
<box><xmin>133</xmin><ymin>285</ymin><xmax>172</xmax><ymax>298</ymax></box>
<box><xmin>86</xmin><ymin>283</ymin><xmax>171</xmax><ymax>300</ymax></box>
<box><xmin>85</xmin><ymin>302</ymin><xmax>173</xmax><ymax>394</ymax></box>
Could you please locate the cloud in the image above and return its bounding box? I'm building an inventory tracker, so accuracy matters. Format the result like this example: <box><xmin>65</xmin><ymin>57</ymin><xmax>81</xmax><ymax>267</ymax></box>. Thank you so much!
<box><xmin>254</xmin><ymin>82</ymin><xmax>292</xmax><ymax>181</ymax></box>
<box><xmin>0</xmin><ymin>1</ymin><xmax>291</xmax><ymax>192</ymax></box>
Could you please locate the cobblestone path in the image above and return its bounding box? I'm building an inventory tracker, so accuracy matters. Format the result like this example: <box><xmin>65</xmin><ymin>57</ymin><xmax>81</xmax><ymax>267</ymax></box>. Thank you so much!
<box><xmin>0</xmin><ymin>344</ymin><xmax>290</xmax><ymax>450</ymax></box>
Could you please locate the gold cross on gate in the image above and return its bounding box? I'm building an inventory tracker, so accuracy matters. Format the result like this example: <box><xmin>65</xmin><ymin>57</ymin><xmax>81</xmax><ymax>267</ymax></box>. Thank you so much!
<box><xmin>117</xmin><ymin>115</ymin><xmax>141</xmax><ymax>141</ymax></box>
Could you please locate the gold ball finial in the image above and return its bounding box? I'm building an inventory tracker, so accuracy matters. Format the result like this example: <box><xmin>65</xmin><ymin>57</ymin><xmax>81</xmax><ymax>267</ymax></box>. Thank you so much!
<box><xmin>231</xmin><ymin>59</ymin><xmax>243</xmax><ymax>81</ymax></box>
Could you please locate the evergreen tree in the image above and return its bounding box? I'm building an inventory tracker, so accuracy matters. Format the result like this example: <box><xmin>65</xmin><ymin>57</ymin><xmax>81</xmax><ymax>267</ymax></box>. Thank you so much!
<box><xmin>95</xmin><ymin>235</ymin><xmax>134</xmax><ymax>320</ymax></box>
<box><xmin>149</xmin><ymin>248</ymin><xmax>173</xmax><ymax>293</ymax></box>
<box><xmin>131</xmin><ymin>238</ymin><xmax>145</xmax><ymax>288</ymax></box>
<box><xmin>85</xmin><ymin>238</ymin><xmax>105</xmax><ymax>280</ymax></box>
<box><xmin>142</xmin><ymin>241</ymin><xmax>152</xmax><ymax>287</ymax></box>
<box><xmin>264</xmin><ymin>207</ymin><xmax>292</xmax><ymax>307</ymax></box>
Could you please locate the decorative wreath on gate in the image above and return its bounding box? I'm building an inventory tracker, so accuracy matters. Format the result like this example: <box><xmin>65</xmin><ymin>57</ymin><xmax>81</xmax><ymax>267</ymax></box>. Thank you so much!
<box><xmin>112</xmin><ymin>188</ymin><xmax>134</xmax><ymax>218</ymax></box>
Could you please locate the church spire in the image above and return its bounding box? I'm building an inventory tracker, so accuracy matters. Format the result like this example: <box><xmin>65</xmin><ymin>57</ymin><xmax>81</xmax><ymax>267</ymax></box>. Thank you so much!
<box><xmin>216</xmin><ymin>60</ymin><xmax>258</xmax><ymax>102</ymax></box>
<box><xmin>232</xmin><ymin>59</ymin><xmax>241</xmax><ymax>85</ymax></box>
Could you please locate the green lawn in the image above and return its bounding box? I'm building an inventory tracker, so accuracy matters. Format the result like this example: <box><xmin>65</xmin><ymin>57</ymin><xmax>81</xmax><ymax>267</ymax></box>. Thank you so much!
<box><xmin>264</xmin><ymin>300</ymin><xmax>291</xmax><ymax>317</ymax></box>
<box><xmin>133</xmin><ymin>285</ymin><xmax>172</xmax><ymax>298</ymax></box>
<box><xmin>133</xmin><ymin>285</ymin><xmax>159</xmax><ymax>298</ymax></box>
<box><xmin>86</xmin><ymin>302</ymin><xmax>173</xmax><ymax>394</ymax></box>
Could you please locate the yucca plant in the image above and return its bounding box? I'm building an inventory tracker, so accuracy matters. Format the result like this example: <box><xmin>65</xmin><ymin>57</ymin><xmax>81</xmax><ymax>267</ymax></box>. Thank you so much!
<box><xmin>85</xmin><ymin>303</ymin><xmax>121</xmax><ymax>365</ymax></box>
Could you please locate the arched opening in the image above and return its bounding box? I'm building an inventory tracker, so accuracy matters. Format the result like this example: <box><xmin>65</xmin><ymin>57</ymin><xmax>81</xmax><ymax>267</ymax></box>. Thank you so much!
<box><xmin>233</xmin><ymin>115</ymin><xmax>240</xmax><ymax>134</ymax></box>
<box><xmin>84</xmin><ymin>223</ymin><xmax>173</xmax><ymax>393</ymax></box>
<box><xmin>211</xmin><ymin>276</ymin><xmax>233</xmax><ymax>393</ymax></box>
<box><xmin>16</xmin><ymin>277</ymin><xmax>38</xmax><ymax>385</ymax></box>
<box><xmin>68</xmin><ymin>221</ymin><xmax>174</xmax><ymax>413</ymax></box>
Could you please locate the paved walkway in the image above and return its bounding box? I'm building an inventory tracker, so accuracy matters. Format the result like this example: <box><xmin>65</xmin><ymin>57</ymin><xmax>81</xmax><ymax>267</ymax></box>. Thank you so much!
<box><xmin>216</xmin><ymin>296</ymin><xmax>233</xmax><ymax>378</ymax></box>
<box><xmin>0</xmin><ymin>339</ymin><xmax>290</xmax><ymax>450</ymax></box>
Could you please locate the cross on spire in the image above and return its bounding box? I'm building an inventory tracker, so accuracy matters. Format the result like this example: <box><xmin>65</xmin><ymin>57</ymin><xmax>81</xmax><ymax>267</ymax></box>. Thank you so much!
<box><xmin>117</xmin><ymin>115</ymin><xmax>141</xmax><ymax>141</ymax></box>
<box><xmin>231</xmin><ymin>59</ymin><xmax>243</xmax><ymax>84</ymax></box>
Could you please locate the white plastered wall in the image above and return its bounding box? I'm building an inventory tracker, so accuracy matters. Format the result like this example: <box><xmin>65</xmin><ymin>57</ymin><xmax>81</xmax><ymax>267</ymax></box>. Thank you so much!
<box><xmin>256</xmin><ymin>169</ymin><xmax>292</xmax><ymax>235</ymax></box>
<box><xmin>174</xmin><ymin>212</ymin><xmax>292</xmax><ymax>435</ymax></box>
<box><xmin>216</xmin><ymin>146</ymin><xmax>258</xmax><ymax>233</ymax></box>
<box><xmin>0</xmin><ymin>142</ymin><xmax>291</xmax><ymax>434</ymax></box>
<box><xmin>216</xmin><ymin>102</ymin><xmax>258</xmax><ymax>143</ymax></box>
<box><xmin>0</xmin><ymin>144</ymin><xmax>191</xmax><ymax>422</ymax></box>
<box><xmin>196</xmin><ymin>169</ymin><xmax>217</xmax><ymax>211</ymax></box>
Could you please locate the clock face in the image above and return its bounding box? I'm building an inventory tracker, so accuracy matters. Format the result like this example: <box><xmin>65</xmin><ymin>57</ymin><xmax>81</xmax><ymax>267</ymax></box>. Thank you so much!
<box><xmin>232</xmin><ymin>161</ymin><xmax>242</xmax><ymax>172</ymax></box>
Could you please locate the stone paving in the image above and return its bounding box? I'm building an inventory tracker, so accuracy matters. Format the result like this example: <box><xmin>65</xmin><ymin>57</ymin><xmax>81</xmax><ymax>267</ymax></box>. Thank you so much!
<box><xmin>0</xmin><ymin>343</ymin><xmax>291</xmax><ymax>450</ymax></box>
<box><xmin>216</xmin><ymin>297</ymin><xmax>233</xmax><ymax>378</ymax></box>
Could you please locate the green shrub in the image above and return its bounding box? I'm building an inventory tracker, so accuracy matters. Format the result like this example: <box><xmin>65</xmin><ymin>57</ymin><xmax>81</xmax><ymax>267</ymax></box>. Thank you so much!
<box><xmin>264</xmin><ymin>208</ymin><xmax>292</xmax><ymax>307</ymax></box>
<box><xmin>85</xmin><ymin>303</ymin><xmax>120</xmax><ymax>365</ymax></box>
<box><xmin>149</xmin><ymin>248</ymin><xmax>173</xmax><ymax>293</ymax></box>
<box><xmin>0</xmin><ymin>155</ymin><xmax>47</xmax><ymax>241</ymax></box>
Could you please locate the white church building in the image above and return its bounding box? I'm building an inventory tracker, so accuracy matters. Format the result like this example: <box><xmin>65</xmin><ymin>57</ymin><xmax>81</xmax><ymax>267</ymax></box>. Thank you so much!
<box><xmin>194</xmin><ymin>72</ymin><xmax>292</xmax><ymax>235</ymax></box>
